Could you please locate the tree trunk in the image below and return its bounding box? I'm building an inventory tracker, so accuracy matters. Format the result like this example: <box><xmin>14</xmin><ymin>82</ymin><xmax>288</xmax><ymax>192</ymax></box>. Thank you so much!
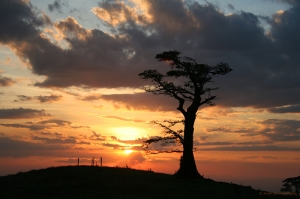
<box><xmin>174</xmin><ymin>109</ymin><xmax>202</xmax><ymax>178</ymax></box>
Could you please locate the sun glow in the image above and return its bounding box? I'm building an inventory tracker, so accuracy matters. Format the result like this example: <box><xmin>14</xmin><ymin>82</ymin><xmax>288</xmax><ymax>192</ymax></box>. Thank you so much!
<box><xmin>112</xmin><ymin>127</ymin><xmax>142</xmax><ymax>140</ymax></box>
<box><xmin>124</xmin><ymin>149</ymin><xmax>133</xmax><ymax>154</ymax></box>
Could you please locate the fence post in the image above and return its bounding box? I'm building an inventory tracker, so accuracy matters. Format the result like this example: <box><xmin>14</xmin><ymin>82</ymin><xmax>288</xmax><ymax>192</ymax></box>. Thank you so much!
<box><xmin>78</xmin><ymin>158</ymin><xmax>79</xmax><ymax>166</ymax></box>
<box><xmin>100</xmin><ymin>157</ymin><xmax>102</xmax><ymax>167</ymax></box>
<box><xmin>92</xmin><ymin>156</ymin><xmax>95</xmax><ymax>166</ymax></box>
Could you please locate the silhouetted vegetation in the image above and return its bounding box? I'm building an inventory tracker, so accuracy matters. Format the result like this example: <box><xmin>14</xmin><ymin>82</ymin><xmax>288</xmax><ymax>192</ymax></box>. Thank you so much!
<box><xmin>0</xmin><ymin>166</ymin><xmax>296</xmax><ymax>199</ymax></box>
<box><xmin>139</xmin><ymin>50</ymin><xmax>232</xmax><ymax>178</ymax></box>
<box><xmin>281</xmin><ymin>176</ymin><xmax>300</xmax><ymax>197</ymax></box>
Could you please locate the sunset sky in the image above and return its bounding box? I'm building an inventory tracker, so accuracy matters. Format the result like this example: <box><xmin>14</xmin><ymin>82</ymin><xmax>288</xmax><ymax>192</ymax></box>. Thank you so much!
<box><xmin>1</xmin><ymin>0</ymin><xmax>300</xmax><ymax>192</ymax></box>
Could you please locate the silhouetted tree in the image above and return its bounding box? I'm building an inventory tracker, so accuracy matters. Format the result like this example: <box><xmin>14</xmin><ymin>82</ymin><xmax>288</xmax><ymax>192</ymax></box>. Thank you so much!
<box><xmin>280</xmin><ymin>176</ymin><xmax>300</xmax><ymax>197</ymax></box>
<box><xmin>139</xmin><ymin>50</ymin><xmax>232</xmax><ymax>178</ymax></box>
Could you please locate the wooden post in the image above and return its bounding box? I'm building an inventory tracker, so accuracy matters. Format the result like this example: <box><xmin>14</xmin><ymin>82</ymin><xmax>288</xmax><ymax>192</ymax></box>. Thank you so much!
<box><xmin>78</xmin><ymin>158</ymin><xmax>79</xmax><ymax>166</ymax></box>
<box><xmin>100</xmin><ymin>157</ymin><xmax>102</xmax><ymax>167</ymax></box>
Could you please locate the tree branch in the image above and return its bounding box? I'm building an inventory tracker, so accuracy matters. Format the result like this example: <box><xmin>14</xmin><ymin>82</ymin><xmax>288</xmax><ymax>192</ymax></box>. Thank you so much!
<box><xmin>151</xmin><ymin>120</ymin><xmax>184</xmax><ymax>144</ymax></box>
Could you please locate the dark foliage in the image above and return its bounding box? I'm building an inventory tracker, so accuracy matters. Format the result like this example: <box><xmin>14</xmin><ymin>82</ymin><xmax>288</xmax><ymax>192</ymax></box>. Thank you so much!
<box><xmin>281</xmin><ymin>176</ymin><xmax>300</xmax><ymax>197</ymax></box>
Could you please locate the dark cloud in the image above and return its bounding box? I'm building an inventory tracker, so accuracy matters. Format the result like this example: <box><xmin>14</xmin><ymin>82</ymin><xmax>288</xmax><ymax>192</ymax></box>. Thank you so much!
<box><xmin>31</xmin><ymin>134</ymin><xmax>90</xmax><ymax>145</ymax></box>
<box><xmin>257</xmin><ymin>119</ymin><xmax>300</xmax><ymax>141</ymax></box>
<box><xmin>89</xmin><ymin>131</ymin><xmax>106</xmax><ymax>141</ymax></box>
<box><xmin>0</xmin><ymin>108</ymin><xmax>51</xmax><ymax>119</ymax></box>
<box><xmin>0</xmin><ymin>136</ymin><xmax>70</xmax><ymax>158</ymax></box>
<box><xmin>103</xmin><ymin>115</ymin><xmax>145</xmax><ymax>123</ymax></box>
<box><xmin>198</xmin><ymin>145</ymin><xmax>300</xmax><ymax>151</ymax></box>
<box><xmin>0</xmin><ymin>0</ymin><xmax>50</xmax><ymax>44</ymax></box>
<box><xmin>272</xmin><ymin>0</ymin><xmax>299</xmax><ymax>6</ymax></box>
<box><xmin>32</xmin><ymin>135</ymin><xmax>77</xmax><ymax>144</ymax></box>
<box><xmin>80</xmin><ymin>94</ymin><xmax>102</xmax><ymax>101</ymax></box>
<box><xmin>0</xmin><ymin>119</ymin><xmax>89</xmax><ymax>131</ymax></box>
<box><xmin>14</xmin><ymin>94</ymin><xmax>62</xmax><ymax>103</ymax></box>
<box><xmin>110</xmin><ymin>136</ymin><xmax>147</xmax><ymax>145</ymax></box>
<box><xmin>48</xmin><ymin>0</ymin><xmax>68</xmax><ymax>13</ymax></box>
<box><xmin>208</xmin><ymin>119</ymin><xmax>300</xmax><ymax>142</ymax></box>
<box><xmin>269</xmin><ymin>2</ymin><xmax>300</xmax><ymax>52</ymax></box>
<box><xmin>199</xmin><ymin>135</ymin><xmax>208</xmax><ymax>142</ymax></box>
<box><xmin>35</xmin><ymin>95</ymin><xmax>62</xmax><ymax>103</ymax></box>
<box><xmin>102</xmin><ymin>143</ymin><xmax>128</xmax><ymax>149</ymax></box>
<box><xmin>227</xmin><ymin>4</ymin><xmax>235</xmax><ymax>10</ymax></box>
<box><xmin>77</xmin><ymin>141</ymin><xmax>90</xmax><ymax>145</ymax></box>
<box><xmin>194</xmin><ymin>140</ymin><xmax>273</xmax><ymax>146</ymax></box>
<box><xmin>37</xmin><ymin>131</ymin><xmax>63</xmax><ymax>137</ymax></box>
<box><xmin>206</xmin><ymin>127</ymin><xmax>257</xmax><ymax>134</ymax></box>
<box><xmin>0</xmin><ymin>0</ymin><xmax>299</xmax><ymax>111</ymax></box>
<box><xmin>0</xmin><ymin>74</ymin><xmax>16</xmax><ymax>86</ymax></box>
<box><xmin>101</xmin><ymin>92</ymin><xmax>178</xmax><ymax>112</ymax></box>
<box><xmin>14</xmin><ymin>95</ymin><xmax>33</xmax><ymax>102</ymax></box>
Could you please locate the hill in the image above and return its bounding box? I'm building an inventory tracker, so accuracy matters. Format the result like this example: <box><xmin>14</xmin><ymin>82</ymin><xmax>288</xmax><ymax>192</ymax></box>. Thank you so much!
<box><xmin>0</xmin><ymin>166</ymin><xmax>295</xmax><ymax>199</ymax></box>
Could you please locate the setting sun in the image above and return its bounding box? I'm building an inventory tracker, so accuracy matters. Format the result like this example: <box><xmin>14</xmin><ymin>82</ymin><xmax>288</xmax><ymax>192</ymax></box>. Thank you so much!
<box><xmin>124</xmin><ymin>149</ymin><xmax>133</xmax><ymax>154</ymax></box>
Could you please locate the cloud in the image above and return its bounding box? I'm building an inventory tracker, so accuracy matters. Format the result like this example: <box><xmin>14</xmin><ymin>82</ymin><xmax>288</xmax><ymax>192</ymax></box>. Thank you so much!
<box><xmin>272</xmin><ymin>0</ymin><xmax>300</xmax><ymax>6</ymax></box>
<box><xmin>227</xmin><ymin>4</ymin><xmax>235</xmax><ymax>10</ymax></box>
<box><xmin>101</xmin><ymin>92</ymin><xmax>178</xmax><ymax>112</ymax></box>
<box><xmin>35</xmin><ymin>95</ymin><xmax>62</xmax><ymax>103</ymax></box>
<box><xmin>103</xmin><ymin>115</ymin><xmax>145</xmax><ymax>123</ymax></box>
<box><xmin>89</xmin><ymin>131</ymin><xmax>106</xmax><ymax>141</ymax></box>
<box><xmin>14</xmin><ymin>95</ymin><xmax>33</xmax><ymax>102</ymax></box>
<box><xmin>32</xmin><ymin>136</ymin><xmax>77</xmax><ymax>144</ymax></box>
<box><xmin>92</xmin><ymin>0</ymin><xmax>152</xmax><ymax>26</ymax></box>
<box><xmin>198</xmin><ymin>145</ymin><xmax>300</xmax><ymax>151</ymax></box>
<box><xmin>0</xmin><ymin>136</ymin><xmax>70</xmax><ymax>158</ymax></box>
<box><xmin>0</xmin><ymin>108</ymin><xmax>51</xmax><ymax>119</ymax></box>
<box><xmin>80</xmin><ymin>94</ymin><xmax>102</xmax><ymax>101</ymax></box>
<box><xmin>268</xmin><ymin>104</ymin><xmax>300</xmax><ymax>113</ymax></box>
<box><xmin>102</xmin><ymin>143</ymin><xmax>128</xmax><ymax>150</ymax></box>
<box><xmin>206</xmin><ymin>127</ymin><xmax>257</xmax><ymax>134</ymax></box>
<box><xmin>256</xmin><ymin>119</ymin><xmax>300</xmax><ymax>141</ymax></box>
<box><xmin>0</xmin><ymin>0</ymin><xmax>299</xmax><ymax>111</ymax></box>
<box><xmin>209</xmin><ymin>119</ymin><xmax>300</xmax><ymax>142</ymax></box>
<box><xmin>194</xmin><ymin>140</ymin><xmax>273</xmax><ymax>146</ymax></box>
<box><xmin>0</xmin><ymin>0</ymin><xmax>50</xmax><ymax>44</ymax></box>
<box><xmin>14</xmin><ymin>94</ymin><xmax>62</xmax><ymax>103</ymax></box>
<box><xmin>111</xmin><ymin>136</ymin><xmax>147</xmax><ymax>145</ymax></box>
<box><xmin>48</xmin><ymin>0</ymin><xmax>68</xmax><ymax>13</ymax></box>
<box><xmin>0</xmin><ymin>119</ymin><xmax>89</xmax><ymax>131</ymax></box>
<box><xmin>31</xmin><ymin>131</ymin><xmax>92</xmax><ymax>146</ymax></box>
<box><xmin>0</xmin><ymin>74</ymin><xmax>16</xmax><ymax>87</ymax></box>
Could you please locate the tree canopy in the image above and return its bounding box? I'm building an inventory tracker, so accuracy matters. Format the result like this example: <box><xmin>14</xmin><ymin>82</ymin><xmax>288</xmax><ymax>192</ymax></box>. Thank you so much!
<box><xmin>281</xmin><ymin>176</ymin><xmax>300</xmax><ymax>197</ymax></box>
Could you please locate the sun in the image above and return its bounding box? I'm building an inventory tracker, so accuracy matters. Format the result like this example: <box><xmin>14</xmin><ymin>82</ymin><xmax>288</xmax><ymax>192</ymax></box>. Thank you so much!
<box><xmin>124</xmin><ymin>149</ymin><xmax>133</xmax><ymax>154</ymax></box>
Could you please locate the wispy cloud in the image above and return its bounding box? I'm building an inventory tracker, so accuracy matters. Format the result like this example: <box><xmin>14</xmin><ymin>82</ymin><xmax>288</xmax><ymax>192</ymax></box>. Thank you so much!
<box><xmin>0</xmin><ymin>119</ymin><xmax>89</xmax><ymax>131</ymax></box>
<box><xmin>0</xmin><ymin>108</ymin><xmax>51</xmax><ymax>119</ymax></box>
<box><xmin>14</xmin><ymin>94</ymin><xmax>62</xmax><ymax>103</ymax></box>
<box><xmin>0</xmin><ymin>73</ymin><xmax>16</xmax><ymax>87</ymax></box>
<box><xmin>103</xmin><ymin>115</ymin><xmax>145</xmax><ymax>123</ymax></box>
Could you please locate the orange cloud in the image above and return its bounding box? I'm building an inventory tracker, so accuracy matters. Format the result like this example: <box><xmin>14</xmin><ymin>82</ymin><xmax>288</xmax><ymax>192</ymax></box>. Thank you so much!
<box><xmin>92</xmin><ymin>0</ymin><xmax>152</xmax><ymax>26</ymax></box>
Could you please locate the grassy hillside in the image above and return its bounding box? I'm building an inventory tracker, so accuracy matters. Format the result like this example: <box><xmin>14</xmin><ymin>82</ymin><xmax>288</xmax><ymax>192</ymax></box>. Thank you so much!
<box><xmin>0</xmin><ymin>166</ymin><xmax>295</xmax><ymax>199</ymax></box>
